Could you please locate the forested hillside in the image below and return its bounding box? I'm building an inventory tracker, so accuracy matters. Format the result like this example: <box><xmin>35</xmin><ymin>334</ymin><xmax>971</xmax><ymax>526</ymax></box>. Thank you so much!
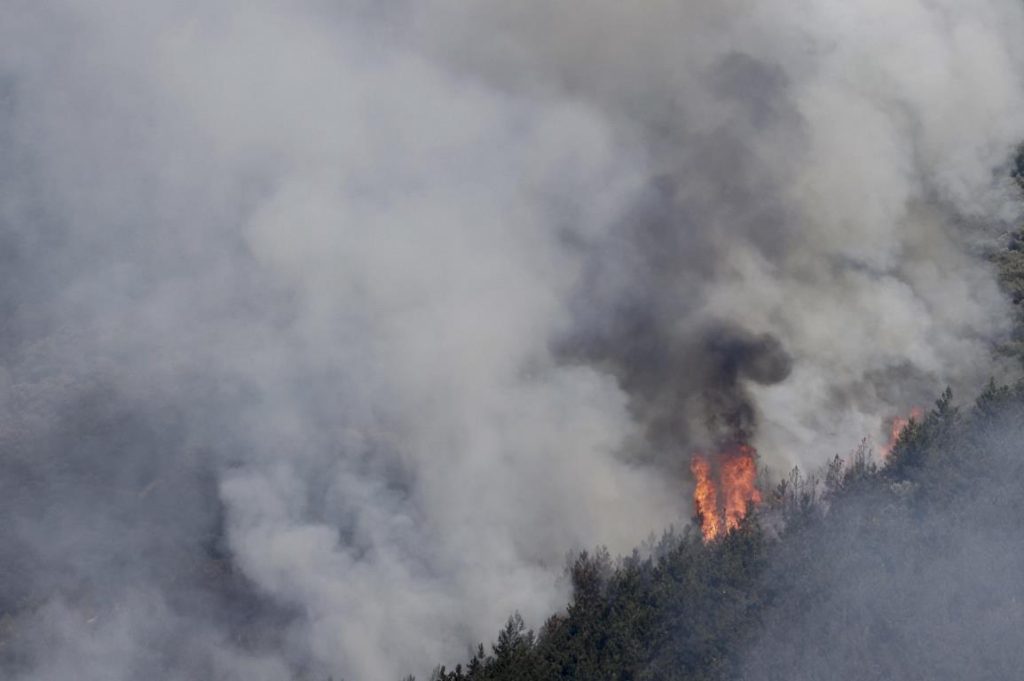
<box><xmin>420</xmin><ymin>382</ymin><xmax>1024</xmax><ymax>681</ymax></box>
<box><xmin>418</xmin><ymin>223</ymin><xmax>1024</xmax><ymax>681</ymax></box>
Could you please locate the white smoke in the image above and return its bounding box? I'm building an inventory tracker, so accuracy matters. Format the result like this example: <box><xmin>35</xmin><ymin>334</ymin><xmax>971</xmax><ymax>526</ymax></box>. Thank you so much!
<box><xmin>1</xmin><ymin>1</ymin><xmax>1023</xmax><ymax>679</ymax></box>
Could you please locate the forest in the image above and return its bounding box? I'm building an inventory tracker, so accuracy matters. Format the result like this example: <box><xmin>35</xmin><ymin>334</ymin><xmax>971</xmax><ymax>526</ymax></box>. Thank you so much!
<box><xmin>413</xmin><ymin>189</ymin><xmax>1024</xmax><ymax>681</ymax></box>
<box><xmin>418</xmin><ymin>378</ymin><xmax>1024</xmax><ymax>681</ymax></box>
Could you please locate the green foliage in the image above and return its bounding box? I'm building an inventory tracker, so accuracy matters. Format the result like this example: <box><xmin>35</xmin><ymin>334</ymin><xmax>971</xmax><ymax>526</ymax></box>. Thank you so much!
<box><xmin>421</xmin><ymin>520</ymin><xmax>768</xmax><ymax>681</ymax></box>
<box><xmin>416</xmin><ymin>374</ymin><xmax>1024</xmax><ymax>681</ymax></box>
<box><xmin>769</xmin><ymin>465</ymin><xmax>821</xmax><ymax>529</ymax></box>
<box><xmin>883</xmin><ymin>387</ymin><xmax>956</xmax><ymax>478</ymax></box>
<box><xmin>404</xmin><ymin>149</ymin><xmax>1024</xmax><ymax>681</ymax></box>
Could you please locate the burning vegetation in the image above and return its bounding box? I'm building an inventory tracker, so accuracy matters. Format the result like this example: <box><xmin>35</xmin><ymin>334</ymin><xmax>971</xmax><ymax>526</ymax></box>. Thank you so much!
<box><xmin>881</xmin><ymin>407</ymin><xmax>925</xmax><ymax>459</ymax></box>
<box><xmin>692</xmin><ymin>405</ymin><xmax>926</xmax><ymax>542</ymax></box>
<box><xmin>689</xmin><ymin>405</ymin><xmax>928</xmax><ymax>542</ymax></box>
<box><xmin>691</xmin><ymin>444</ymin><xmax>762</xmax><ymax>542</ymax></box>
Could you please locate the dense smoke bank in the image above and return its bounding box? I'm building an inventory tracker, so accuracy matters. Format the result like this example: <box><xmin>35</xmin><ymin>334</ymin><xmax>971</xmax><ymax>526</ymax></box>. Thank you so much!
<box><xmin>1</xmin><ymin>1</ymin><xmax>1023</xmax><ymax>679</ymax></box>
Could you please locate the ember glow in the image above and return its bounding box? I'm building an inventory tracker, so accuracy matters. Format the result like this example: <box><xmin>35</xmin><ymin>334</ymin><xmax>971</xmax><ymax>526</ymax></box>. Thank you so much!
<box><xmin>691</xmin><ymin>445</ymin><xmax>762</xmax><ymax>542</ymax></box>
<box><xmin>881</xmin><ymin>407</ymin><xmax>925</xmax><ymax>458</ymax></box>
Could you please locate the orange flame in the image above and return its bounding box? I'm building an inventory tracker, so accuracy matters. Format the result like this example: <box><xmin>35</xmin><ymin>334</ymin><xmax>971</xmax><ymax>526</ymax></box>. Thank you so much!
<box><xmin>690</xmin><ymin>454</ymin><xmax>721</xmax><ymax>542</ymax></box>
<box><xmin>691</xmin><ymin>444</ymin><xmax>761</xmax><ymax>542</ymax></box>
<box><xmin>721</xmin><ymin>445</ymin><xmax>762</xmax><ymax>532</ymax></box>
<box><xmin>881</xmin><ymin>407</ymin><xmax>924</xmax><ymax>458</ymax></box>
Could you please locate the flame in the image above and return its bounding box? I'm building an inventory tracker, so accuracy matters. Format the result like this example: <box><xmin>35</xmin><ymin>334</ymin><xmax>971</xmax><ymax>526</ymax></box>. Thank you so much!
<box><xmin>691</xmin><ymin>444</ymin><xmax>761</xmax><ymax>542</ymax></box>
<box><xmin>721</xmin><ymin>445</ymin><xmax>762</xmax><ymax>532</ymax></box>
<box><xmin>881</xmin><ymin>407</ymin><xmax>924</xmax><ymax>458</ymax></box>
<box><xmin>690</xmin><ymin>454</ymin><xmax>721</xmax><ymax>541</ymax></box>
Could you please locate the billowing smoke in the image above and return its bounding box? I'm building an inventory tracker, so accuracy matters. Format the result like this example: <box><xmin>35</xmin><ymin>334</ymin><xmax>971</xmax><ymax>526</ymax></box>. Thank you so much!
<box><xmin>563</xmin><ymin>318</ymin><xmax>792</xmax><ymax>459</ymax></box>
<box><xmin>1</xmin><ymin>1</ymin><xmax>1023</xmax><ymax>679</ymax></box>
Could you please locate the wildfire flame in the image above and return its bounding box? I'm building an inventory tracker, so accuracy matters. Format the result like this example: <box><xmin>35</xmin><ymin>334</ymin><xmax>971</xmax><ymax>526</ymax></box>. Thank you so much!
<box><xmin>881</xmin><ymin>407</ymin><xmax>924</xmax><ymax>458</ymax></box>
<box><xmin>690</xmin><ymin>455</ymin><xmax>721</xmax><ymax>541</ymax></box>
<box><xmin>691</xmin><ymin>444</ymin><xmax>762</xmax><ymax>542</ymax></box>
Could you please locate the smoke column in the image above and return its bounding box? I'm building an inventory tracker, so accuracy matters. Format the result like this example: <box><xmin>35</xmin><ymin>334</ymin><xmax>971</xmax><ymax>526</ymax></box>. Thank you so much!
<box><xmin>1</xmin><ymin>1</ymin><xmax>1023</xmax><ymax>679</ymax></box>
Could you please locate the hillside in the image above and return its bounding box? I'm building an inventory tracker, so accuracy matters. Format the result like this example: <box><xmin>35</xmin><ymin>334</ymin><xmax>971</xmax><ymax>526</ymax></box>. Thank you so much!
<box><xmin>419</xmin><ymin>218</ymin><xmax>1024</xmax><ymax>681</ymax></box>
<box><xmin>421</xmin><ymin>381</ymin><xmax>1024</xmax><ymax>681</ymax></box>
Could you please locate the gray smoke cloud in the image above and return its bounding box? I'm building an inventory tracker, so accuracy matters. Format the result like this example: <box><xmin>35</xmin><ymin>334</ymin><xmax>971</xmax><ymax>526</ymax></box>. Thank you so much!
<box><xmin>1</xmin><ymin>0</ymin><xmax>1023</xmax><ymax>679</ymax></box>
<box><xmin>562</xmin><ymin>317</ymin><xmax>793</xmax><ymax>460</ymax></box>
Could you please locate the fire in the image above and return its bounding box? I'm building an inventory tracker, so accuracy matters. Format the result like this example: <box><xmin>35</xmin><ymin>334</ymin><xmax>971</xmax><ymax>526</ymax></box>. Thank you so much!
<box><xmin>721</xmin><ymin>445</ymin><xmax>762</xmax><ymax>532</ymax></box>
<box><xmin>881</xmin><ymin>407</ymin><xmax>924</xmax><ymax>458</ymax></box>
<box><xmin>691</xmin><ymin>444</ymin><xmax>761</xmax><ymax>542</ymax></box>
<box><xmin>690</xmin><ymin>454</ymin><xmax>721</xmax><ymax>541</ymax></box>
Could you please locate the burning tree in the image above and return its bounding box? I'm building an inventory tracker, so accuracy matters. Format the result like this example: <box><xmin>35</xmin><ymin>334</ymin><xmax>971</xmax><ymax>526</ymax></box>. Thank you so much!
<box><xmin>691</xmin><ymin>444</ymin><xmax>762</xmax><ymax>542</ymax></box>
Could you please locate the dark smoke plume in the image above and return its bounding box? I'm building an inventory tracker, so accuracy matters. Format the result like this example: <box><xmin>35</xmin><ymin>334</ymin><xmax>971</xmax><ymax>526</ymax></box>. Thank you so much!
<box><xmin>561</xmin><ymin>317</ymin><xmax>792</xmax><ymax>462</ymax></box>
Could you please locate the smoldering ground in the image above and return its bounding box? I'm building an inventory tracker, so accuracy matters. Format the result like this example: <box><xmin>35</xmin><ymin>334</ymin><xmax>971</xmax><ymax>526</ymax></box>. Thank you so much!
<box><xmin>1</xmin><ymin>1</ymin><xmax>1023</xmax><ymax>679</ymax></box>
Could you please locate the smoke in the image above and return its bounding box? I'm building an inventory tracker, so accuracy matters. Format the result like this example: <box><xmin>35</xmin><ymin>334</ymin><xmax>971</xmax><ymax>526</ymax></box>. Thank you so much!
<box><xmin>1</xmin><ymin>0</ymin><xmax>1023</xmax><ymax>679</ymax></box>
<box><xmin>741</xmin><ymin>398</ymin><xmax>1024</xmax><ymax>681</ymax></box>
<box><xmin>564</xmin><ymin>318</ymin><xmax>792</xmax><ymax>460</ymax></box>
<box><xmin>419</xmin><ymin>0</ymin><xmax>1024</xmax><ymax>467</ymax></box>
